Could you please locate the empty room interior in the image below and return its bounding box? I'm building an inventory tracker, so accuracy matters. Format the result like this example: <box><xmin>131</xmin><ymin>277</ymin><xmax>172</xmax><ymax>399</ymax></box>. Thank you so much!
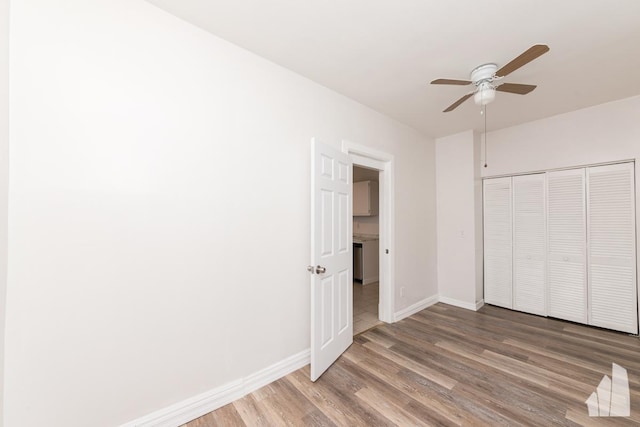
<box><xmin>1</xmin><ymin>1</ymin><xmax>640</xmax><ymax>426</ymax></box>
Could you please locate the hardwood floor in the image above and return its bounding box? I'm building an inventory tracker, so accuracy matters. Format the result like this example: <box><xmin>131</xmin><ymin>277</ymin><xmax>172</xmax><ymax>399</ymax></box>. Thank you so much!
<box><xmin>183</xmin><ymin>303</ymin><xmax>640</xmax><ymax>426</ymax></box>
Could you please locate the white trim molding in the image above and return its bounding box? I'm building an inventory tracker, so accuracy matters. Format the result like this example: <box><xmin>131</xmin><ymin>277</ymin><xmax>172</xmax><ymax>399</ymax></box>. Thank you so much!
<box><xmin>121</xmin><ymin>349</ymin><xmax>310</xmax><ymax>427</ymax></box>
<box><xmin>393</xmin><ymin>294</ymin><xmax>439</xmax><ymax>322</ymax></box>
<box><xmin>342</xmin><ymin>139</ymin><xmax>395</xmax><ymax>324</ymax></box>
<box><xmin>439</xmin><ymin>296</ymin><xmax>485</xmax><ymax>312</ymax></box>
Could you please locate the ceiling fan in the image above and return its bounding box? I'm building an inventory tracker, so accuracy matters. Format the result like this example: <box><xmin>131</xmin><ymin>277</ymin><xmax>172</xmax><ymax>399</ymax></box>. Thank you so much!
<box><xmin>431</xmin><ymin>44</ymin><xmax>549</xmax><ymax>112</ymax></box>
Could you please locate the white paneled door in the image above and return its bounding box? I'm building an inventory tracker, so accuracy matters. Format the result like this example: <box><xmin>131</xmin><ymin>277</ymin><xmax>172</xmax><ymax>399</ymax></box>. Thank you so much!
<box><xmin>483</xmin><ymin>177</ymin><xmax>513</xmax><ymax>309</ymax></box>
<box><xmin>587</xmin><ymin>163</ymin><xmax>637</xmax><ymax>334</ymax></box>
<box><xmin>310</xmin><ymin>139</ymin><xmax>353</xmax><ymax>381</ymax></box>
<box><xmin>547</xmin><ymin>168</ymin><xmax>588</xmax><ymax>324</ymax></box>
<box><xmin>513</xmin><ymin>174</ymin><xmax>546</xmax><ymax>316</ymax></box>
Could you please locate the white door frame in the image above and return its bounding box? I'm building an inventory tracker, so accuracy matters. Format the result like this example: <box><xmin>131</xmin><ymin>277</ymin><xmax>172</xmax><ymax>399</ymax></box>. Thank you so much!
<box><xmin>342</xmin><ymin>140</ymin><xmax>395</xmax><ymax>323</ymax></box>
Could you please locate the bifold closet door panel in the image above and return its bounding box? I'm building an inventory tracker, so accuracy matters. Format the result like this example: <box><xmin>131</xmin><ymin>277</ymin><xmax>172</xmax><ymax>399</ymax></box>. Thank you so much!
<box><xmin>513</xmin><ymin>174</ymin><xmax>546</xmax><ymax>316</ymax></box>
<box><xmin>547</xmin><ymin>168</ymin><xmax>588</xmax><ymax>323</ymax></box>
<box><xmin>483</xmin><ymin>177</ymin><xmax>513</xmax><ymax>309</ymax></box>
<box><xmin>587</xmin><ymin>163</ymin><xmax>637</xmax><ymax>334</ymax></box>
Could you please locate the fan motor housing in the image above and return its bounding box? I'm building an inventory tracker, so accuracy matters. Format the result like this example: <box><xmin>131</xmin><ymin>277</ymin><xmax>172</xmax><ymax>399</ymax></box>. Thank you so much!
<box><xmin>470</xmin><ymin>63</ymin><xmax>498</xmax><ymax>84</ymax></box>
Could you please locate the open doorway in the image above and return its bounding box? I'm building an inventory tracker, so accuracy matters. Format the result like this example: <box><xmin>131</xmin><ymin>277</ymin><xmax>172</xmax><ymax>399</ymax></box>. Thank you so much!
<box><xmin>309</xmin><ymin>139</ymin><xmax>394</xmax><ymax>380</ymax></box>
<box><xmin>353</xmin><ymin>165</ymin><xmax>382</xmax><ymax>335</ymax></box>
<box><xmin>342</xmin><ymin>139</ymin><xmax>395</xmax><ymax>326</ymax></box>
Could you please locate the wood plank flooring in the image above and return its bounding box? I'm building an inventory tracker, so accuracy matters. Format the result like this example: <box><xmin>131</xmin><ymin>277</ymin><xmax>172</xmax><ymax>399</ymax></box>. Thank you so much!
<box><xmin>183</xmin><ymin>303</ymin><xmax>640</xmax><ymax>426</ymax></box>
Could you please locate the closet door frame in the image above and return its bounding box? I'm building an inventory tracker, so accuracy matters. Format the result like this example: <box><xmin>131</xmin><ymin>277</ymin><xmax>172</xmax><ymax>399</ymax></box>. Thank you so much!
<box><xmin>483</xmin><ymin>160</ymin><xmax>638</xmax><ymax>335</ymax></box>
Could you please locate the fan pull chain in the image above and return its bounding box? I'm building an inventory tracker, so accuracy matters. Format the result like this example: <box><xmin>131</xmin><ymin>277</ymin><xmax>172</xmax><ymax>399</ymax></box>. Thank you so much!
<box><xmin>483</xmin><ymin>104</ymin><xmax>488</xmax><ymax>168</ymax></box>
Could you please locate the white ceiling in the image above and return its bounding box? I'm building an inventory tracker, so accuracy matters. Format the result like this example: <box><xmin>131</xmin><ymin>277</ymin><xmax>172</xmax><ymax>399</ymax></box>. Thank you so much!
<box><xmin>146</xmin><ymin>0</ymin><xmax>640</xmax><ymax>138</ymax></box>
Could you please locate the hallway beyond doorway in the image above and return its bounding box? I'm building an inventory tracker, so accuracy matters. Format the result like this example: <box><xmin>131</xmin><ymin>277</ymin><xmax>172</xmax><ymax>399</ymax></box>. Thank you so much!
<box><xmin>353</xmin><ymin>281</ymin><xmax>381</xmax><ymax>335</ymax></box>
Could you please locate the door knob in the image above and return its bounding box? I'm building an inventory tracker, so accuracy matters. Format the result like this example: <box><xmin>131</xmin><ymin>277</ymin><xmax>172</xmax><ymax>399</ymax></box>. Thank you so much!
<box><xmin>307</xmin><ymin>265</ymin><xmax>326</xmax><ymax>274</ymax></box>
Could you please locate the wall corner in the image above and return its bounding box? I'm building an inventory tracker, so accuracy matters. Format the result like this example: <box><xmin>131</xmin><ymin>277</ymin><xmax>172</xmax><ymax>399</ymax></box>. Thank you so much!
<box><xmin>0</xmin><ymin>0</ymin><xmax>9</xmax><ymax>427</ymax></box>
<box><xmin>0</xmin><ymin>0</ymin><xmax>9</xmax><ymax>425</ymax></box>
<box><xmin>472</xmin><ymin>131</ymin><xmax>484</xmax><ymax>305</ymax></box>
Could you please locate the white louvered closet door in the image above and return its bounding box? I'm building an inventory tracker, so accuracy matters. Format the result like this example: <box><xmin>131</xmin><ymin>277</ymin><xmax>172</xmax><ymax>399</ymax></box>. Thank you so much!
<box><xmin>547</xmin><ymin>169</ymin><xmax>587</xmax><ymax>323</ymax></box>
<box><xmin>513</xmin><ymin>174</ymin><xmax>546</xmax><ymax>316</ymax></box>
<box><xmin>587</xmin><ymin>163</ymin><xmax>637</xmax><ymax>334</ymax></box>
<box><xmin>483</xmin><ymin>177</ymin><xmax>513</xmax><ymax>309</ymax></box>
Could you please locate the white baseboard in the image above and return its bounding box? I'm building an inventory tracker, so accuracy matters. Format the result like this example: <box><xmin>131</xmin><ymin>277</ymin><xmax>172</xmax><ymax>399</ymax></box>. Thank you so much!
<box><xmin>393</xmin><ymin>294</ymin><xmax>439</xmax><ymax>321</ymax></box>
<box><xmin>362</xmin><ymin>276</ymin><xmax>379</xmax><ymax>285</ymax></box>
<box><xmin>121</xmin><ymin>349</ymin><xmax>310</xmax><ymax>427</ymax></box>
<box><xmin>438</xmin><ymin>296</ymin><xmax>484</xmax><ymax>312</ymax></box>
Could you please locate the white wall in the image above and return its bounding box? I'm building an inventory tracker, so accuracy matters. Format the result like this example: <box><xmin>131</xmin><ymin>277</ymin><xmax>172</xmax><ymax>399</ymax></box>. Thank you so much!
<box><xmin>435</xmin><ymin>131</ymin><xmax>483</xmax><ymax>308</ymax></box>
<box><xmin>4</xmin><ymin>1</ymin><xmax>437</xmax><ymax>426</ymax></box>
<box><xmin>482</xmin><ymin>95</ymin><xmax>640</xmax><ymax>178</ymax></box>
<box><xmin>473</xmin><ymin>132</ymin><xmax>484</xmax><ymax>304</ymax></box>
<box><xmin>0</xmin><ymin>1</ymin><xmax>8</xmax><ymax>425</ymax></box>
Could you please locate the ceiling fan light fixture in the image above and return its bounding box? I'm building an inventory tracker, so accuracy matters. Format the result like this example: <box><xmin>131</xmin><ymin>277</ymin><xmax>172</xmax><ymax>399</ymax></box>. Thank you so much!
<box><xmin>432</xmin><ymin>45</ymin><xmax>549</xmax><ymax>112</ymax></box>
<box><xmin>474</xmin><ymin>82</ymin><xmax>495</xmax><ymax>106</ymax></box>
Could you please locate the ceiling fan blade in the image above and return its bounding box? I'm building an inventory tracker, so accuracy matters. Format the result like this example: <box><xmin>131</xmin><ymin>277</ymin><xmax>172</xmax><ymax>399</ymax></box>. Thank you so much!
<box><xmin>431</xmin><ymin>78</ymin><xmax>472</xmax><ymax>86</ymax></box>
<box><xmin>443</xmin><ymin>93</ymin><xmax>473</xmax><ymax>112</ymax></box>
<box><xmin>496</xmin><ymin>83</ymin><xmax>537</xmax><ymax>95</ymax></box>
<box><xmin>496</xmin><ymin>44</ymin><xmax>549</xmax><ymax>77</ymax></box>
